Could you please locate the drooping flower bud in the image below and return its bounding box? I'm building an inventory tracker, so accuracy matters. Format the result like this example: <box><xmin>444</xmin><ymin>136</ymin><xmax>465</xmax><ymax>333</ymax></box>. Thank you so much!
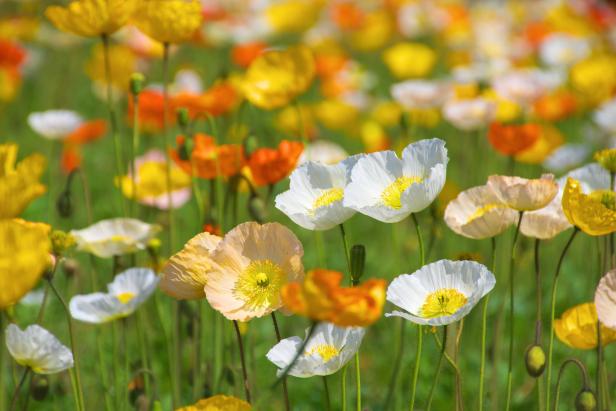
<box><xmin>248</xmin><ymin>195</ymin><xmax>267</xmax><ymax>223</ymax></box>
<box><xmin>176</xmin><ymin>107</ymin><xmax>190</xmax><ymax>129</ymax></box>
<box><xmin>350</xmin><ymin>244</ymin><xmax>365</xmax><ymax>285</ymax></box>
<box><xmin>243</xmin><ymin>135</ymin><xmax>259</xmax><ymax>158</ymax></box>
<box><xmin>130</xmin><ymin>73</ymin><xmax>145</xmax><ymax>96</ymax></box>
<box><xmin>525</xmin><ymin>344</ymin><xmax>546</xmax><ymax>377</ymax></box>
<box><xmin>575</xmin><ymin>389</ymin><xmax>597</xmax><ymax>411</ymax></box>
<box><xmin>56</xmin><ymin>189</ymin><xmax>73</xmax><ymax>218</ymax></box>
<box><xmin>30</xmin><ymin>374</ymin><xmax>49</xmax><ymax>401</ymax></box>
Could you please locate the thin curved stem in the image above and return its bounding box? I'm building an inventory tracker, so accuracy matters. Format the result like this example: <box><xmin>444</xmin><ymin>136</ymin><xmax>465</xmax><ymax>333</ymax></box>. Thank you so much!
<box><xmin>342</xmin><ymin>364</ymin><xmax>348</xmax><ymax>411</ymax></box>
<box><xmin>505</xmin><ymin>211</ymin><xmax>524</xmax><ymax>411</ymax></box>
<box><xmin>355</xmin><ymin>353</ymin><xmax>361</xmax><ymax>411</ymax></box>
<box><xmin>233</xmin><ymin>320</ymin><xmax>251</xmax><ymax>403</ymax></box>
<box><xmin>8</xmin><ymin>369</ymin><xmax>29</xmax><ymax>411</ymax></box>
<box><xmin>426</xmin><ymin>326</ymin><xmax>447</xmax><ymax>411</ymax></box>
<box><xmin>339</xmin><ymin>224</ymin><xmax>351</xmax><ymax>275</ymax></box>
<box><xmin>409</xmin><ymin>213</ymin><xmax>425</xmax><ymax>411</ymax></box>
<box><xmin>271</xmin><ymin>313</ymin><xmax>290</xmax><ymax>411</ymax></box>
<box><xmin>553</xmin><ymin>358</ymin><xmax>591</xmax><ymax>411</ymax></box>
<box><xmin>535</xmin><ymin>239</ymin><xmax>543</xmax><ymax>344</ymax></box>
<box><xmin>479</xmin><ymin>237</ymin><xmax>497</xmax><ymax>411</ymax></box>
<box><xmin>323</xmin><ymin>376</ymin><xmax>331</xmax><ymax>411</ymax></box>
<box><xmin>546</xmin><ymin>228</ymin><xmax>580</xmax><ymax>410</ymax></box>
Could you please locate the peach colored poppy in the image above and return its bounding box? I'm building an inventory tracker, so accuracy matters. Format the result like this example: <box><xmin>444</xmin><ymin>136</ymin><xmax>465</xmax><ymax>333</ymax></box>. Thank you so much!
<box><xmin>247</xmin><ymin>140</ymin><xmax>303</xmax><ymax>187</ymax></box>
<box><xmin>282</xmin><ymin>269</ymin><xmax>387</xmax><ymax>327</ymax></box>
<box><xmin>487</xmin><ymin>174</ymin><xmax>558</xmax><ymax>212</ymax></box>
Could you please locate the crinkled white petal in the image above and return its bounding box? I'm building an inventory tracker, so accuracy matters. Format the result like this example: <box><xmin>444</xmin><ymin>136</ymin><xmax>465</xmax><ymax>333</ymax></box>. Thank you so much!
<box><xmin>5</xmin><ymin>324</ymin><xmax>73</xmax><ymax>374</ymax></box>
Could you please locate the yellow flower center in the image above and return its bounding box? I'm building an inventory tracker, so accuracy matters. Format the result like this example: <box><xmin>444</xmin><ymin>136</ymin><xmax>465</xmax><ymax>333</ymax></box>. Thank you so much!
<box><xmin>312</xmin><ymin>188</ymin><xmax>344</xmax><ymax>212</ymax></box>
<box><xmin>421</xmin><ymin>288</ymin><xmax>468</xmax><ymax>318</ymax></box>
<box><xmin>116</xmin><ymin>292</ymin><xmax>136</xmax><ymax>304</ymax></box>
<box><xmin>466</xmin><ymin>203</ymin><xmax>506</xmax><ymax>224</ymax></box>
<box><xmin>307</xmin><ymin>344</ymin><xmax>340</xmax><ymax>362</ymax></box>
<box><xmin>234</xmin><ymin>260</ymin><xmax>286</xmax><ymax>310</ymax></box>
<box><xmin>590</xmin><ymin>190</ymin><xmax>616</xmax><ymax>211</ymax></box>
<box><xmin>381</xmin><ymin>176</ymin><xmax>423</xmax><ymax>209</ymax></box>
<box><xmin>110</xmin><ymin>235</ymin><xmax>128</xmax><ymax>243</ymax></box>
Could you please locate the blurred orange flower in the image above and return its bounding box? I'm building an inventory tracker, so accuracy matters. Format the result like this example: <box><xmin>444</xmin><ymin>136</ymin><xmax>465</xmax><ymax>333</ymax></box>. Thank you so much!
<box><xmin>172</xmin><ymin>83</ymin><xmax>238</xmax><ymax>118</ymax></box>
<box><xmin>282</xmin><ymin>269</ymin><xmax>386</xmax><ymax>327</ymax></box>
<box><xmin>232</xmin><ymin>42</ymin><xmax>267</xmax><ymax>68</ymax></box>
<box><xmin>533</xmin><ymin>91</ymin><xmax>577</xmax><ymax>121</ymax></box>
<box><xmin>247</xmin><ymin>140</ymin><xmax>303</xmax><ymax>186</ymax></box>
<box><xmin>170</xmin><ymin>133</ymin><xmax>244</xmax><ymax>180</ymax></box>
<box><xmin>66</xmin><ymin>120</ymin><xmax>107</xmax><ymax>144</ymax></box>
<box><xmin>61</xmin><ymin>145</ymin><xmax>81</xmax><ymax>174</ymax></box>
<box><xmin>128</xmin><ymin>90</ymin><xmax>167</xmax><ymax>133</ymax></box>
<box><xmin>331</xmin><ymin>1</ymin><xmax>366</xmax><ymax>30</ymax></box>
<box><xmin>487</xmin><ymin>122</ymin><xmax>541</xmax><ymax>156</ymax></box>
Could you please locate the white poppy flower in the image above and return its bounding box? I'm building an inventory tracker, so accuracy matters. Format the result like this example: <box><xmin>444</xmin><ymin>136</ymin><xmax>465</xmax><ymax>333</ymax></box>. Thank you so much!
<box><xmin>543</xmin><ymin>144</ymin><xmax>589</xmax><ymax>173</ymax></box>
<box><xmin>344</xmin><ymin>139</ymin><xmax>448</xmax><ymax>223</ymax></box>
<box><xmin>444</xmin><ymin>184</ymin><xmax>518</xmax><ymax>239</ymax></box>
<box><xmin>266</xmin><ymin>322</ymin><xmax>365</xmax><ymax>378</ymax></box>
<box><xmin>69</xmin><ymin>268</ymin><xmax>159</xmax><ymax>324</ymax></box>
<box><xmin>27</xmin><ymin>110</ymin><xmax>83</xmax><ymax>140</ymax></box>
<box><xmin>595</xmin><ymin>269</ymin><xmax>616</xmax><ymax>330</ymax></box>
<box><xmin>275</xmin><ymin>156</ymin><xmax>360</xmax><ymax>231</ymax></box>
<box><xmin>539</xmin><ymin>33</ymin><xmax>590</xmax><ymax>67</ymax></box>
<box><xmin>299</xmin><ymin>140</ymin><xmax>349</xmax><ymax>165</ymax></box>
<box><xmin>442</xmin><ymin>98</ymin><xmax>496</xmax><ymax>131</ymax></box>
<box><xmin>172</xmin><ymin>69</ymin><xmax>203</xmax><ymax>94</ymax></box>
<box><xmin>594</xmin><ymin>97</ymin><xmax>616</xmax><ymax>135</ymax></box>
<box><xmin>386</xmin><ymin>260</ymin><xmax>495</xmax><ymax>326</ymax></box>
<box><xmin>5</xmin><ymin>324</ymin><xmax>73</xmax><ymax>374</ymax></box>
<box><xmin>391</xmin><ymin>80</ymin><xmax>451</xmax><ymax>109</ymax></box>
<box><xmin>70</xmin><ymin>218</ymin><xmax>160</xmax><ymax>258</ymax></box>
<box><xmin>492</xmin><ymin>70</ymin><xmax>546</xmax><ymax>106</ymax></box>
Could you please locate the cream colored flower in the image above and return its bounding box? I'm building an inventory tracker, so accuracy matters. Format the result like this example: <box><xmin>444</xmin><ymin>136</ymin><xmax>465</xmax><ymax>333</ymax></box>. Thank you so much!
<box><xmin>595</xmin><ymin>269</ymin><xmax>616</xmax><ymax>330</ymax></box>
<box><xmin>160</xmin><ymin>232</ymin><xmax>221</xmax><ymax>300</ymax></box>
<box><xmin>391</xmin><ymin>80</ymin><xmax>450</xmax><ymax>109</ymax></box>
<box><xmin>5</xmin><ymin>324</ymin><xmax>73</xmax><ymax>374</ymax></box>
<box><xmin>70</xmin><ymin>218</ymin><xmax>160</xmax><ymax>258</ymax></box>
<box><xmin>299</xmin><ymin>140</ymin><xmax>349</xmax><ymax>165</ymax></box>
<box><xmin>70</xmin><ymin>268</ymin><xmax>159</xmax><ymax>323</ymax></box>
<box><xmin>386</xmin><ymin>260</ymin><xmax>495</xmax><ymax>326</ymax></box>
<box><xmin>27</xmin><ymin>110</ymin><xmax>82</xmax><ymax>140</ymax></box>
<box><xmin>266</xmin><ymin>322</ymin><xmax>364</xmax><ymax>378</ymax></box>
<box><xmin>205</xmin><ymin>222</ymin><xmax>304</xmax><ymax>321</ymax></box>
<box><xmin>442</xmin><ymin>98</ymin><xmax>495</xmax><ymax>131</ymax></box>
<box><xmin>487</xmin><ymin>174</ymin><xmax>558</xmax><ymax>212</ymax></box>
<box><xmin>444</xmin><ymin>184</ymin><xmax>518</xmax><ymax>239</ymax></box>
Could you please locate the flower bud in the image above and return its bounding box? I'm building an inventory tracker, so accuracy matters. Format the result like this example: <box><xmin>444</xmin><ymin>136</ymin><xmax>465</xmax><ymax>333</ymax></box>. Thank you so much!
<box><xmin>243</xmin><ymin>135</ymin><xmax>259</xmax><ymax>158</ymax></box>
<box><xmin>575</xmin><ymin>389</ymin><xmax>597</xmax><ymax>411</ymax></box>
<box><xmin>56</xmin><ymin>190</ymin><xmax>73</xmax><ymax>218</ymax></box>
<box><xmin>176</xmin><ymin>107</ymin><xmax>190</xmax><ymax>128</ymax></box>
<box><xmin>594</xmin><ymin>148</ymin><xmax>616</xmax><ymax>174</ymax></box>
<box><xmin>525</xmin><ymin>344</ymin><xmax>546</xmax><ymax>377</ymax></box>
<box><xmin>30</xmin><ymin>374</ymin><xmax>49</xmax><ymax>401</ymax></box>
<box><xmin>248</xmin><ymin>196</ymin><xmax>267</xmax><ymax>223</ymax></box>
<box><xmin>350</xmin><ymin>244</ymin><xmax>366</xmax><ymax>285</ymax></box>
<box><xmin>50</xmin><ymin>230</ymin><xmax>76</xmax><ymax>256</ymax></box>
<box><xmin>130</xmin><ymin>73</ymin><xmax>145</xmax><ymax>95</ymax></box>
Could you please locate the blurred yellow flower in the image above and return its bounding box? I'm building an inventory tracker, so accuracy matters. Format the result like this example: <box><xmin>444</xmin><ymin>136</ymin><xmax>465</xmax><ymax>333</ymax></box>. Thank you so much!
<box><xmin>382</xmin><ymin>42</ymin><xmax>436</xmax><ymax>79</ymax></box>
<box><xmin>371</xmin><ymin>101</ymin><xmax>402</xmax><ymax>128</ymax></box>
<box><xmin>45</xmin><ymin>0</ymin><xmax>137</xmax><ymax>37</ymax></box>
<box><xmin>85</xmin><ymin>43</ymin><xmax>137</xmax><ymax>92</ymax></box>
<box><xmin>242</xmin><ymin>45</ymin><xmax>315</xmax><ymax>110</ymax></box>
<box><xmin>562</xmin><ymin>177</ymin><xmax>616</xmax><ymax>236</ymax></box>
<box><xmin>360</xmin><ymin>120</ymin><xmax>390</xmax><ymax>153</ymax></box>
<box><xmin>0</xmin><ymin>144</ymin><xmax>46</xmax><ymax>219</ymax></box>
<box><xmin>0</xmin><ymin>219</ymin><xmax>51</xmax><ymax>309</ymax></box>
<box><xmin>133</xmin><ymin>0</ymin><xmax>202</xmax><ymax>44</ymax></box>
<box><xmin>515</xmin><ymin>124</ymin><xmax>563</xmax><ymax>165</ymax></box>
<box><xmin>176</xmin><ymin>395</ymin><xmax>251</xmax><ymax>411</ymax></box>
<box><xmin>555</xmin><ymin>302</ymin><xmax>616</xmax><ymax>350</ymax></box>
<box><xmin>407</xmin><ymin>108</ymin><xmax>441</xmax><ymax>129</ymax></box>
<box><xmin>349</xmin><ymin>10</ymin><xmax>393</xmax><ymax>52</ymax></box>
<box><xmin>571</xmin><ymin>54</ymin><xmax>616</xmax><ymax>106</ymax></box>
<box><xmin>265</xmin><ymin>0</ymin><xmax>323</xmax><ymax>34</ymax></box>
<box><xmin>314</xmin><ymin>99</ymin><xmax>359</xmax><ymax>131</ymax></box>
<box><xmin>594</xmin><ymin>148</ymin><xmax>616</xmax><ymax>174</ymax></box>
<box><xmin>275</xmin><ymin>104</ymin><xmax>315</xmax><ymax>138</ymax></box>
<box><xmin>482</xmin><ymin>89</ymin><xmax>521</xmax><ymax>122</ymax></box>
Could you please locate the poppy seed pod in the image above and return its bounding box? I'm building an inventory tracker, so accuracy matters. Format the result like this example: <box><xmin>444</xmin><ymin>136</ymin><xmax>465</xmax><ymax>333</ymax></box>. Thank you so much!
<box><xmin>575</xmin><ymin>389</ymin><xmax>597</xmax><ymax>411</ymax></box>
<box><xmin>350</xmin><ymin>244</ymin><xmax>366</xmax><ymax>285</ymax></box>
<box><xmin>56</xmin><ymin>189</ymin><xmax>72</xmax><ymax>218</ymax></box>
<box><xmin>243</xmin><ymin>135</ymin><xmax>259</xmax><ymax>159</ymax></box>
<box><xmin>176</xmin><ymin>107</ymin><xmax>190</xmax><ymax>129</ymax></box>
<box><xmin>248</xmin><ymin>195</ymin><xmax>267</xmax><ymax>223</ymax></box>
<box><xmin>130</xmin><ymin>73</ymin><xmax>145</xmax><ymax>96</ymax></box>
<box><xmin>525</xmin><ymin>344</ymin><xmax>546</xmax><ymax>377</ymax></box>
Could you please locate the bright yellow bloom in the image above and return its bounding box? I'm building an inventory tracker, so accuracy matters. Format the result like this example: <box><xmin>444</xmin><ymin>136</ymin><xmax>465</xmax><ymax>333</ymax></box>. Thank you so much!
<box><xmin>555</xmin><ymin>302</ymin><xmax>616</xmax><ymax>350</ymax></box>
<box><xmin>0</xmin><ymin>219</ymin><xmax>51</xmax><ymax>309</ymax></box>
<box><xmin>45</xmin><ymin>0</ymin><xmax>137</xmax><ymax>37</ymax></box>
<box><xmin>242</xmin><ymin>45</ymin><xmax>315</xmax><ymax>110</ymax></box>
<box><xmin>349</xmin><ymin>10</ymin><xmax>394</xmax><ymax>52</ymax></box>
<box><xmin>314</xmin><ymin>99</ymin><xmax>359</xmax><ymax>131</ymax></box>
<box><xmin>562</xmin><ymin>177</ymin><xmax>616</xmax><ymax>236</ymax></box>
<box><xmin>176</xmin><ymin>395</ymin><xmax>251</xmax><ymax>411</ymax></box>
<box><xmin>0</xmin><ymin>144</ymin><xmax>46</xmax><ymax>219</ymax></box>
<box><xmin>382</xmin><ymin>42</ymin><xmax>436</xmax><ymax>79</ymax></box>
<box><xmin>85</xmin><ymin>44</ymin><xmax>137</xmax><ymax>92</ymax></box>
<box><xmin>265</xmin><ymin>0</ymin><xmax>323</xmax><ymax>34</ymax></box>
<box><xmin>594</xmin><ymin>148</ymin><xmax>616</xmax><ymax>174</ymax></box>
<box><xmin>571</xmin><ymin>54</ymin><xmax>616</xmax><ymax>106</ymax></box>
<box><xmin>133</xmin><ymin>0</ymin><xmax>202</xmax><ymax>44</ymax></box>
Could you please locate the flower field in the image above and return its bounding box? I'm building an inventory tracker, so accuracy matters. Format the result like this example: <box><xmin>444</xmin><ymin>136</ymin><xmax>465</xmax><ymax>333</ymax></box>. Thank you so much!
<box><xmin>2</xmin><ymin>1</ymin><xmax>616</xmax><ymax>410</ymax></box>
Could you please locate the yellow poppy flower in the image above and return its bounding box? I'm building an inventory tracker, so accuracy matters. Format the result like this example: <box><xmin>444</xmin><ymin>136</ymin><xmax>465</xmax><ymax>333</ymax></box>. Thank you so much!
<box><xmin>132</xmin><ymin>0</ymin><xmax>202</xmax><ymax>44</ymax></box>
<box><xmin>382</xmin><ymin>42</ymin><xmax>436</xmax><ymax>79</ymax></box>
<box><xmin>571</xmin><ymin>54</ymin><xmax>616</xmax><ymax>106</ymax></box>
<box><xmin>176</xmin><ymin>395</ymin><xmax>251</xmax><ymax>411</ymax></box>
<box><xmin>555</xmin><ymin>302</ymin><xmax>616</xmax><ymax>350</ymax></box>
<box><xmin>265</xmin><ymin>0</ymin><xmax>323</xmax><ymax>34</ymax></box>
<box><xmin>0</xmin><ymin>219</ymin><xmax>51</xmax><ymax>309</ymax></box>
<box><xmin>0</xmin><ymin>144</ymin><xmax>46</xmax><ymax>219</ymax></box>
<box><xmin>85</xmin><ymin>44</ymin><xmax>138</xmax><ymax>92</ymax></box>
<box><xmin>242</xmin><ymin>45</ymin><xmax>315</xmax><ymax>110</ymax></box>
<box><xmin>562</xmin><ymin>177</ymin><xmax>616</xmax><ymax>236</ymax></box>
<box><xmin>45</xmin><ymin>0</ymin><xmax>137</xmax><ymax>37</ymax></box>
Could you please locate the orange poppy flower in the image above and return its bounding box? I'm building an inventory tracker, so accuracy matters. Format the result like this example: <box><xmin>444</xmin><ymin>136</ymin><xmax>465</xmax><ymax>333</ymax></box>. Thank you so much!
<box><xmin>198</xmin><ymin>82</ymin><xmax>238</xmax><ymax>116</ymax></box>
<box><xmin>66</xmin><ymin>120</ymin><xmax>107</xmax><ymax>144</ymax></box>
<box><xmin>247</xmin><ymin>140</ymin><xmax>303</xmax><ymax>187</ymax></box>
<box><xmin>232</xmin><ymin>41</ymin><xmax>267</xmax><ymax>68</ymax></box>
<box><xmin>315</xmin><ymin>53</ymin><xmax>348</xmax><ymax>79</ymax></box>
<box><xmin>128</xmin><ymin>89</ymin><xmax>168</xmax><ymax>133</ymax></box>
<box><xmin>487</xmin><ymin>122</ymin><xmax>541</xmax><ymax>156</ymax></box>
<box><xmin>282</xmin><ymin>269</ymin><xmax>386</xmax><ymax>327</ymax></box>
<box><xmin>170</xmin><ymin>133</ymin><xmax>244</xmax><ymax>180</ymax></box>
<box><xmin>61</xmin><ymin>145</ymin><xmax>81</xmax><ymax>174</ymax></box>
<box><xmin>523</xmin><ymin>21</ymin><xmax>553</xmax><ymax>49</ymax></box>
<box><xmin>0</xmin><ymin>39</ymin><xmax>26</xmax><ymax>68</ymax></box>
<box><xmin>533</xmin><ymin>91</ymin><xmax>577</xmax><ymax>121</ymax></box>
<box><xmin>331</xmin><ymin>2</ymin><xmax>366</xmax><ymax>31</ymax></box>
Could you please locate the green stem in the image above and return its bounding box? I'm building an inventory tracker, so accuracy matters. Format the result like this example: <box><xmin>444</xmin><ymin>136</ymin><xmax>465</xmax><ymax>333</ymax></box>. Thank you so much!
<box><xmin>130</xmin><ymin>91</ymin><xmax>140</xmax><ymax>216</ymax></box>
<box><xmin>161</xmin><ymin>42</ymin><xmax>175</xmax><ymax>252</ymax></box>
<box><xmin>355</xmin><ymin>352</ymin><xmax>361</xmax><ymax>411</ymax></box>
<box><xmin>136</xmin><ymin>311</ymin><xmax>151</xmax><ymax>400</ymax></box>
<box><xmin>233</xmin><ymin>320</ymin><xmax>251</xmax><ymax>403</ymax></box>
<box><xmin>101</xmin><ymin>34</ymin><xmax>127</xmax><ymax>216</ymax></box>
<box><xmin>411</xmin><ymin>213</ymin><xmax>425</xmax><ymax>266</ymax></box>
<box><xmin>271</xmin><ymin>313</ymin><xmax>290</xmax><ymax>411</ymax></box>
<box><xmin>339</xmin><ymin>224</ymin><xmax>351</xmax><ymax>274</ymax></box>
<box><xmin>505</xmin><ymin>211</ymin><xmax>524</xmax><ymax>411</ymax></box>
<box><xmin>47</xmin><ymin>277</ymin><xmax>85</xmax><ymax>411</ymax></box>
<box><xmin>383</xmin><ymin>318</ymin><xmax>405</xmax><ymax>411</ymax></box>
<box><xmin>171</xmin><ymin>301</ymin><xmax>181</xmax><ymax>406</ymax></box>
<box><xmin>546</xmin><ymin>229</ymin><xmax>580</xmax><ymax>410</ymax></box>
<box><xmin>213</xmin><ymin>313</ymin><xmax>223</xmax><ymax>394</ymax></box>
<box><xmin>323</xmin><ymin>376</ymin><xmax>331</xmax><ymax>411</ymax></box>
<box><xmin>342</xmin><ymin>365</ymin><xmax>348</xmax><ymax>411</ymax></box>
<box><xmin>479</xmin><ymin>236</ymin><xmax>497</xmax><ymax>411</ymax></box>
<box><xmin>552</xmin><ymin>358</ymin><xmax>591</xmax><ymax>411</ymax></box>
<box><xmin>96</xmin><ymin>328</ymin><xmax>113</xmax><ymax>411</ymax></box>
<box><xmin>426</xmin><ymin>325</ymin><xmax>447</xmax><ymax>411</ymax></box>
<box><xmin>410</xmin><ymin>212</ymin><xmax>425</xmax><ymax>411</ymax></box>
<box><xmin>192</xmin><ymin>303</ymin><xmax>201</xmax><ymax>401</ymax></box>
<box><xmin>8</xmin><ymin>369</ymin><xmax>28</xmax><ymax>411</ymax></box>
<box><xmin>153</xmin><ymin>293</ymin><xmax>177</xmax><ymax>408</ymax></box>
